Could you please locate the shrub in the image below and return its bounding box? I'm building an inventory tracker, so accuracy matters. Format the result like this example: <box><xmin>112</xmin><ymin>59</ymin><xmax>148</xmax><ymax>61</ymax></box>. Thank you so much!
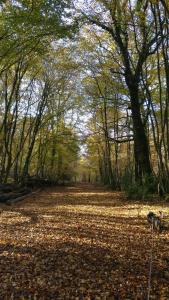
<box><xmin>124</xmin><ymin>175</ymin><xmax>157</xmax><ymax>200</ymax></box>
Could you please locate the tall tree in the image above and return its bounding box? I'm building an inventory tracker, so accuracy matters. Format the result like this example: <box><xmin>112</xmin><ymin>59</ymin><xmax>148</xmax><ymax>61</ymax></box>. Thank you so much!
<box><xmin>79</xmin><ymin>0</ymin><xmax>166</xmax><ymax>181</ymax></box>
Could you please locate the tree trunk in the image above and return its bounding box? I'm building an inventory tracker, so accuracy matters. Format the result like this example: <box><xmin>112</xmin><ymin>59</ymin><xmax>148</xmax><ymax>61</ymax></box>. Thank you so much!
<box><xmin>129</xmin><ymin>80</ymin><xmax>152</xmax><ymax>180</ymax></box>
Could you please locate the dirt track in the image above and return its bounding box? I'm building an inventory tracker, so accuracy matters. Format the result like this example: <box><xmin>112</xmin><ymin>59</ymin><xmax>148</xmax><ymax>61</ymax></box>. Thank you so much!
<box><xmin>0</xmin><ymin>184</ymin><xmax>169</xmax><ymax>299</ymax></box>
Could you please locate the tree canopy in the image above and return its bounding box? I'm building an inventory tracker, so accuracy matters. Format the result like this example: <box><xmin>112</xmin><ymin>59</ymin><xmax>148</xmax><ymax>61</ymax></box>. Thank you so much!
<box><xmin>0</xmin><ymin>0</ymin><xmax>168</xmax><ymax>195</ymax></box>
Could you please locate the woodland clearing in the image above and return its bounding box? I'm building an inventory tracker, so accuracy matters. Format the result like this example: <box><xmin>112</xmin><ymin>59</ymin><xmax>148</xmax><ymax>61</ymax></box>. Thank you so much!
<box><xmin>0</xmin><ymin>184</ymin><xmax>169</xmax><ymax>300</ymax></box>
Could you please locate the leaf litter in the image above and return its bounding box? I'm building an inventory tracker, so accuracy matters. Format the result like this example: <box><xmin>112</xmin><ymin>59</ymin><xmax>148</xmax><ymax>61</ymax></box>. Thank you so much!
<box><xmin>0</xmin><ymin>184</ymin><xmax>169</xmax><ymax>299</ymax></box>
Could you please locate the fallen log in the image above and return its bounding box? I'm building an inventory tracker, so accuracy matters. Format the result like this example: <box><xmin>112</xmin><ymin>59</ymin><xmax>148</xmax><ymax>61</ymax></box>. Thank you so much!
<box><xmin>6</xmin><ymin>189</ymin><xmax>41</xmax><ymax>205</ymax></box>
<box><xmin>0</xmin><ymin>188</ymin><xmax>32</xmax><ymax>203</ymax></box>
<box><xmin>0</xmin><ymin>184</ymin><xmax>21</xmax><ymax>193</ymax></box>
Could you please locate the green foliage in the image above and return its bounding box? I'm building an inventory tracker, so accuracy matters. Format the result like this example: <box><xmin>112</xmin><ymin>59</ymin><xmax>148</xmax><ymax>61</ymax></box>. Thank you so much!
<box><xmin>124</xmin><ymin>175</ymin><xmax>157</xmax><ymax>200</ymax></box>
<box><xmin>125</xmin><ymin>182</ymin><xmax>150</xmax><ymax>200</ymax></box>
<box><xmin>0</xmin><ymin>0</ymin><xmax>76</xmax><ymax>72</ymax></box>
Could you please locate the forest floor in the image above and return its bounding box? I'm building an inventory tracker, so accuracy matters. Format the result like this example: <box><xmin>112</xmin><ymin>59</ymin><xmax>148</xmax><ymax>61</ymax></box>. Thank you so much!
<box><xmin>0</xmin><ymin>184</ymin><xmax>169</xmax><ymax>300</ymax></box>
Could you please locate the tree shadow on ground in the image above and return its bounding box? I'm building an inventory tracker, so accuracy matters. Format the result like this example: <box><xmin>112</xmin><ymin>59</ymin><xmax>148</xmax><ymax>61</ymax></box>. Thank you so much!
<box><xmin>0</xmin><ymin>237</ymin><xmax>168</xmax><ymax>300</ymax></box>
<box><xmin>0</xmin><ymin>185</ymin><xmax>169</xmax><ymax>299</ymax></box>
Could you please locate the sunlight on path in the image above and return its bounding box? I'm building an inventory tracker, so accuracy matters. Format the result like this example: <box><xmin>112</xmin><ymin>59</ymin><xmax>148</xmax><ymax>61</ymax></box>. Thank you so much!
<box><xmin>0</xmin><ymin>184</ymin><xmax>169</xmax><ymax>299</ymax></box>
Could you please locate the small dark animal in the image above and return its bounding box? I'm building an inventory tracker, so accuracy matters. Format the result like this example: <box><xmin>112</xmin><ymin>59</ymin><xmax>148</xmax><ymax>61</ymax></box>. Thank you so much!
<box><xmin>147</xmin><ymin>211</ymin><xmax>163</xmax><ymax>232</ymax></box>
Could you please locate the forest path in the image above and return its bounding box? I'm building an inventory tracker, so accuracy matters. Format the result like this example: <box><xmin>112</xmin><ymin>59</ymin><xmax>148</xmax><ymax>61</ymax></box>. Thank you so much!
<box><xmin>0</xmin><ymin>184</ymin><xmax>169</xmax><ymax>299</ymax></box>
